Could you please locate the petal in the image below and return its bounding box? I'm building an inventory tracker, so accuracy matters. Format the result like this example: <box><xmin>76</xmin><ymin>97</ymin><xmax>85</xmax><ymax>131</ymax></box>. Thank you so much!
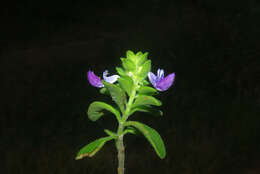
<box><xmin>103</xmin><ymin>70</ymin><xmax>120</xmax><ymax>84</ymax></box>
<box><xmin>88</xmin><ymin>70</ymin><xmax>104</xmax><ymax>88</ymax></box>
<box><xmin>148</xmin><ymin>72</ymin><xmax>157</xmax><ymax>87</ymax></box>
<box><xmin>157</xmin><ymin>69</ymin><xmax>164</xmax><ymax>80</ymax></box>
<box><xmin>156</xmin><ymin>73</ymin><xmax>175</xmax><ymax>91</ymax></box>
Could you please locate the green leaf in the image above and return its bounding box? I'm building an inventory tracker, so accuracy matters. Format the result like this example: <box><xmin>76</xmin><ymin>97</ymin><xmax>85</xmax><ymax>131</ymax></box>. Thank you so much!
<box><xmin>121</xmin><ymin>58</ymin><xmax>136</xmax><ymax>71</ymax></box>
<box><xmin>136</xmin><ymin>51</ymin><xmax>143</xmax><ymax>57</ymax></box>
<box><xmin>137</xmin><ymin>52</ymin><xmax>148</xmax><ymax>65</ymax></box>
<box><xmin>116</xmin><ymin>67</ymin><xmax>127</xmax><ymax>77</ymax></box>
<box><xmin>100</xmin><ymin>88</ymin><xmax>109</xmax><ymax>95</ymax></box>
<box><xmin>138</xmin><ymin>86</ymin><xmax>158</xmax><ymax>95</ymax></box>
<box><xmin>104</xmin><ymin>129</ymin><xmax>117</xmax><ymax>137</ymax></box>
<box><xmin>88</xmin><ymin>101</ymin><xmax>121</xmax><ymax>122</ymax></box>
<box><xmin>138</xmin><ymin>60</ymin><xmax>151</xmax><ymax>80</ymax></box>
<box><xmin>103</xmin><ymin>81</ymin><xmax>126</xmax><ymax>113</ymax></box>
<box><xmin>140</xmin><ymin>79</ymin><xmax>150</xmax><ymax>86</ymax></box>
<box><xmin>126</xmin><ymin>50</ymin><xmax>136</xmax><ymax>61</ymax></box>
<box><xmin>75</xmin><ymin>136</ymin><xmax>114</xmax><ymax>159</ymax></box>
<box><xmin>118</xmin><ymin>76</ymin><xmax>134</xmax><ymax>96</ymax></box>
<box><xmin>125</xmin><ymin>121</ymin><xmax>166</xmax><ymax>159</ymax></box>
<box><xmin>130</xmin><ymin>105</ymin><xmax>163</xmax><ymax>116</ymax></box>
<box><xmin>132</xmin><ymin>95</ymin><xmax>162</xmax><ymax>108</ymax></box>
<box><xmin>123</xmin><ymin>126</ymin><xmax>141</xmax><ymax>136</ymax></box>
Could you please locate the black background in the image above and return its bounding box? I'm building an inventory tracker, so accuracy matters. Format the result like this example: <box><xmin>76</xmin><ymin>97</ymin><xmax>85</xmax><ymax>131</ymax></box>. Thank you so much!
<box><xmin>1</xmin><ymin>0</ymin><xmax>260</xmax><ymax>174</ymax></box>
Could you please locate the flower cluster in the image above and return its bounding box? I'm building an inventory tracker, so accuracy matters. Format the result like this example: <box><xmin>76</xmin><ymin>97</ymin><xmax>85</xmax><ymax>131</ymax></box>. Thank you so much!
<box><xmin>88</xmin><ymin>68</ymin><xmax>175</xmax><ymax>91</ymax></box>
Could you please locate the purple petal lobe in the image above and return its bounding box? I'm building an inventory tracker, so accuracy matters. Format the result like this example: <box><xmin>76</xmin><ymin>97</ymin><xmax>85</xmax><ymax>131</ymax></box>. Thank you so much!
<box><xmin>103</xmin><ymin>70</ymin><xmax>119</xmax><ymax>84</ymax></box>
<box><xmin>88</xmin><ymin>70</ymin><xmax>104</xmax><ymax>88</ymax></box>
<box><xmin>148</xmin><ymin>72</ymin><xmax>157</xmax><ymax>87</ymax></box>
<box><xmin>157</xmin><ymin>69</ymin><xmax>164</xmax><ymax>80</ymax></box>
<box><xmin>156</xmin><ymin>73</ymin><xmax>175</xmax><ymax>91</ymax></box>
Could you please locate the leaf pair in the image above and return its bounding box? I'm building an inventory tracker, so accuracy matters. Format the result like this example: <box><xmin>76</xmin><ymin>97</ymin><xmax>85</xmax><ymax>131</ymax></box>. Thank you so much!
<box><xmin>76</xmin><ymin>121</ymin><xmax>166</xmax><ymax>160</ymax></box>
<box><xmin>90</xmin><ymin>87</ymin><xmax>163</xmax><ymax>122</ymax></box>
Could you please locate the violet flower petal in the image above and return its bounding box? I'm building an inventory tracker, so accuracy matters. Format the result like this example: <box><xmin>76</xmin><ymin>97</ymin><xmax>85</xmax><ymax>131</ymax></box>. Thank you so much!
<box><xmin>103</xmin><ymin>70</ymin><xmax>120</xmax><ymax>84</ymax></box>
<box><xmin>156</xmin><ymin>73</ymin><xmax>175</xmax><ymax>91</ymax></box>
<box><xmin>148</xmin><ymin>72</ymin><xmax>157</xmax><ymax>87</ymax></box>
<box><xmin>88</xmin><ymin>70</ymin><xmax>104</xmax><ymax>88</ymax></box>
<box><xmin>157</xmin><ymin>69</ymin><xmax>164</xmax><ymax>80</ymax></box>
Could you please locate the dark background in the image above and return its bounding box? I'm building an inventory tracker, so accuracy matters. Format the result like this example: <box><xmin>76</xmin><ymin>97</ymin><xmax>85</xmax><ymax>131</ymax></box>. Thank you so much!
<box><xmin>1</xmin><ymin>0</ymin><xmax>260</xmax><ymax>173</ymax></box>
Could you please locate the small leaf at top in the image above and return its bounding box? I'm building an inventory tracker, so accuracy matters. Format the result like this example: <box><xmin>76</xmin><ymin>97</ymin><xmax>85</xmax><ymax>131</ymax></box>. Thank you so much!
<box><xmin>100</xmin><ymin>88</ymin><xmax>109</xmax><ymax>95</ymax></box>
<box><xmin>121</xmin><ymin>58</ymin><xmax>136</xmax><ymax>72</ymax></box>
<box><xmin>132</xmin><ymin>95</ymin><xmax>162</xmax><ymax>108</ymax></box>
<box><xmin>118</xmin><ymin>76</ymin><xmax>134</xmax><ymax>96</ymax></box>
<box><xmin>116</xmin><ymin>67</ymin><xmax>127</xmax><ymax>77</ymax></box>
<box><xmin>137</xmin><ymin>52</ymin><xmax>148</xmax><ymax>65</ymax></box>
<box><xmin>103</xmin><ymin>81</ymin><xmax>126</xmax><ymax>113</ymax></box>
<box><xmin>126</xmin><ymin>50</ymin><xmax>136</xmax><ymax>61</ymax></box>
<box><xmin>75</xmin><ymin>136</ymin><xmax>114</xmax><ymax>160</ymax></box>
<box><xmin>138</xmin><ymin>60</ymin><xmax>151</xmax><ymax>80</ymax></box>
<box><xmin>88</xmin><ymin>101</ymin><xmax>121</xmax><ymax>122</ymax></box>
<box><xmin>125</xmin><ymin>121</ymin><xmax>166</xmax><ymax>159</ymax></box>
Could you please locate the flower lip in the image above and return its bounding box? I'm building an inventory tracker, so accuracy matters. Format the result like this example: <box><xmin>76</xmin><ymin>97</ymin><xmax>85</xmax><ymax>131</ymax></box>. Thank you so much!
<box><xmin>148</xmin><ymin>69</ymin><xmax>175</xmax><ymax>91</ymax></box>
<box><xmin>88</xmin><ymin>70</ymin><xmax>104</xmax><ymax>88</ymax></box>
<box><xmin>103</xmin><ymin>70</ymin><xmax>120</xmax><ymax>84</ymax></box>
<box><xmin>88</xmin><ymin>70</ymin><xmax>120</xmax><ymax>88</ymax></box>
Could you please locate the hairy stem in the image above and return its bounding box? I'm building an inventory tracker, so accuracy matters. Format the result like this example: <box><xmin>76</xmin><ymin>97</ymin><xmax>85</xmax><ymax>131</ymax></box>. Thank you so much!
<box><xmin>117</xmin><ymin>133</ymin><xmax>125</xmax><ymax>174</ymax></box>
<box><xmin>116</xmin><ymin>83</ymin><xmax>137</xmax><ymax>174</ymax></box>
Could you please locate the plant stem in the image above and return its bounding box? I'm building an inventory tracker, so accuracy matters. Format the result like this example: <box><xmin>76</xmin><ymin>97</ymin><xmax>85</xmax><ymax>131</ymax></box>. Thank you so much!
<box><xmin>117</xmin><ymin>132</ymin><xmax>125</xmax><ymax>174</ymax></box>
<box><xmin>116</xmin><ymin>83</ymin><xmax>137</xmax><ymax>174</ymax></box>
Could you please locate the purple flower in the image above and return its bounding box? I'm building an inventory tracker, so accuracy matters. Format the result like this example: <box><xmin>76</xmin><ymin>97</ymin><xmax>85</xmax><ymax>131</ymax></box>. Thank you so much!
<box><xmin>148</xmin><ymin>69</ymin><xmax>175</xmax><ymax>91</ymax></box>
<box><xmin>102</xmin><ymin>70</ymin><xmax>119</xmax><ymax>84</ymax></box>
<box><xmin>88</xmin><ymin>70</ymin><xmax>119</xmax><ymax>88</ymax></box>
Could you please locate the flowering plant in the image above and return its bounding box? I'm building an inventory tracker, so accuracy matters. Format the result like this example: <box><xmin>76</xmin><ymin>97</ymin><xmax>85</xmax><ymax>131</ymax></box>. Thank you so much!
<box><xmin>75</xmin><ymin>50</ymin><xmax>175</xmax><ymax>174</ymax></box>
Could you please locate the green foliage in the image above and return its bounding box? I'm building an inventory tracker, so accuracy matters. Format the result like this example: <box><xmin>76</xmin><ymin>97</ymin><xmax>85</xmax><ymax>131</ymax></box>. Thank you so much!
<box><xmin>121</xmin><ymin>58</ymin><xmax>136</xmax><ymax>72</ymax></box>
<box><xmin>118</xmin><ymin>76</ymin><xmax>134</xmax><ymax>96</ymax></box>
<box><xmin>75</xmin><ymin>136</ymin><xmax>115</xmax><ymax>159</ymax></box>
<box><xmin>138</xmin><ymin>60</ymin><xmax>151</xmax><ymax>80</ymax></box>
<box><xmin>125</xmin><ymin>121</ymin><xmax>166</xmax><ymax>159</ymax></box>
<box><xmin>104</xmin><ymin>129</ymin><xmax>117</xmax><ymax>137</ymax></box>
<box><xmin>126</xmin><ymin>50</ymin><xmax>136</xmax><ymax>61</ymax></box>
<box><xmin>103</xmin><ymin>81</ymin><xmax>127</xmax><ymax>113</ymax></box>
<box><xmin>132</xmin><ymin>95</ymin><xmax>162</xmax><ymax>108</ymax></box>
<box><xmin>100</xmin><ymin>87</ymin><xmax>109</xmax><ymax>95</ymax></box>
<box><xmin>116</xmin><ymin>67</ymin><xmax>127</xmax><ymax>77</ymax></box>
<box><xmin>77</xmin><ymin>50</ymin><xmax>170</xmax><ymax>173</ymax></box>
<box><xmin>122</xmin><ymin>126</ymin><xmax>139</xmax><ymax>135</ymax></box>
<box><xmin>136</xmin><ymin>51</ymin><xmax>148</xmax><ymax>65</ymax></box>
<box><xmin>88</xmin><ymin>101</ymin><xmax>121</xmax><ymax>122</ymax></box>
<box><xmin>129</xmin><ymin>105</ymin><xmax>163</xmax><ymax>116</ymax></box>
<box><xmin>138</xmin><ymin>86</ymin><xmax>158</xmax><ymax>95</ymax></box>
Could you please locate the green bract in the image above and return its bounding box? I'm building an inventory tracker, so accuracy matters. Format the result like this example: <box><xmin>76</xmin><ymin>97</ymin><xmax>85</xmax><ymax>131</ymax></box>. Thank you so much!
<box><xmin>76</xmin><ymin>50</ymin><xmax>174</xmax><ymax>174</ymax></box>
